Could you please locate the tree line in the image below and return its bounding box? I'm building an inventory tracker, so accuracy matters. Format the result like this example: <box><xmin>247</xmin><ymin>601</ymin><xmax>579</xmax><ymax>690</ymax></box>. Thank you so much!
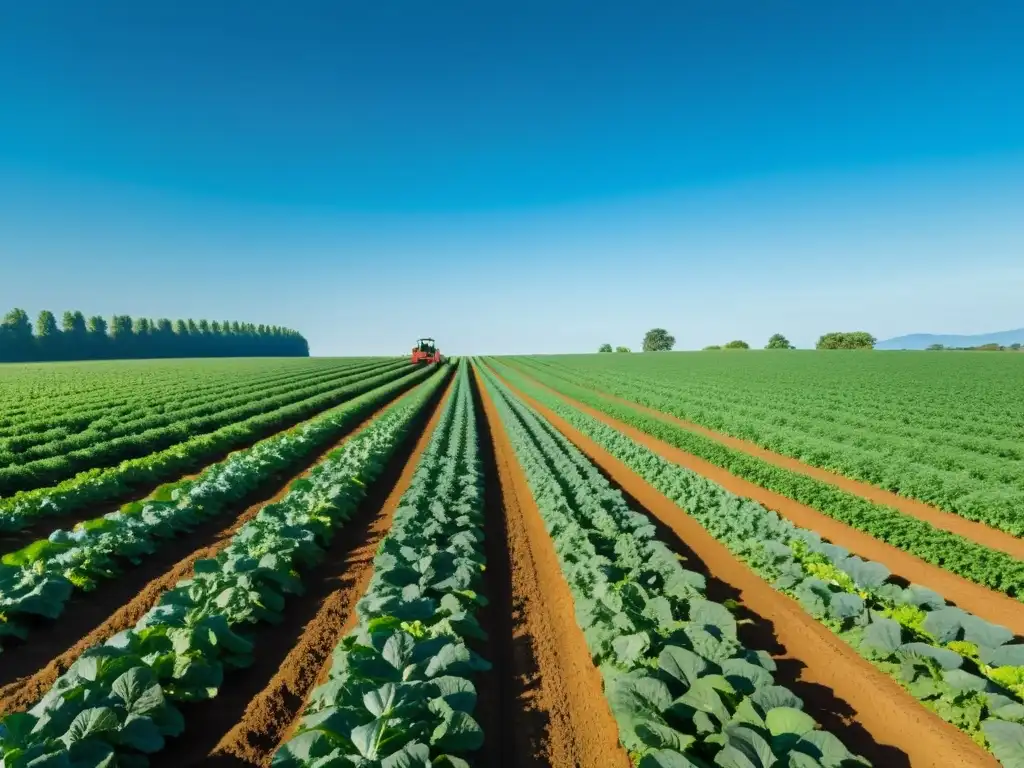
<box><xmin>599</xmin><ymin>329</ymin><xmax>878</xmax><ymax>352</ymax></box>
<box><xmin>0</xmin><ymin>308</ymin><xmax>310</xmax><ymax>362</ymax></box>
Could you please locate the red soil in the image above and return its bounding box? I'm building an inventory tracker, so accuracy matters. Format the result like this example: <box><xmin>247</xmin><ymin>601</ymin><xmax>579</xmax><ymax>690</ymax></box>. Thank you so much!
<box><xmin>196</xmin><ymin>374</ymin><xmax>457</xmax><ymax>766</ymax></box>
<box><xmin>503</xmin><ymin>368</ymin><xmax>1024</xmax><ymax>636</ymax></box>
<box><xmin>573</xmin><ymin>381</ymin><xmax>1024</xmax><ymax>559</ymax></box>
<box><xmin>494</xmin><ymin>369</ymin><xmax>997</xmax><ymax>768</ymax></box>
<box><xmin>0</xmin><ymin>378</ymin><xmax>436</xmax><ymax>717</ymax></box>
<box><xmin>475</xmin><ymin>367</ymin><xmax>632</xmax><ymax>768</ymax></box>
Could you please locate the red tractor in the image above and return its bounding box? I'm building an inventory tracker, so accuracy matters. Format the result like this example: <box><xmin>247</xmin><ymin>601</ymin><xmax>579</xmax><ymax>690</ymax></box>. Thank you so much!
<box><xmin>411</xmin><ymin>337</ymin><xmax>444</xmax><ymax>365</ymax></box>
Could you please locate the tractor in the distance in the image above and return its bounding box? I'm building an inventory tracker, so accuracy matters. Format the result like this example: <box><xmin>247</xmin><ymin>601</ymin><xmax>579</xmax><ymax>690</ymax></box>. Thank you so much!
<box><xmin>411</xmin><ymin>338</ymin><xmax>444</xmax><ymax>365</ymax></box>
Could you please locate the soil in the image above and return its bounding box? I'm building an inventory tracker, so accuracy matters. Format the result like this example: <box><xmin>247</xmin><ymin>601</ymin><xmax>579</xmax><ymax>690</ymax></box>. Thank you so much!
<box><xmin>0</xmin><ymin>362</ymin><xmax>418</xmax><ymax>553</ymax></box>
<box><xmin>503</xmin><ymin>368</ymin><xmax>1024</xmax><ymax>636</ymax></box>
<box><xmin>474</xmin><ymin>367</ymin><xmax>632</xmax><ymax>768</ymax></box>
<box><xmin>492</xmin><ymin>368</ymin><xmax>998</xmax><ymax>768</ymax></box>
<box><xmin>572</xmin><ymin>381</ymin><xmax>1024</xmax><ymax>560</ymax></box>
<box><xmin>0</xmin><ymin>378</ymin><xmax>433</xmax><ymax>716</ymax></box>
<box><xmin>187</xmin><ymin>372</ymin><xmax>456</xmax><ymax>767</ymax></box>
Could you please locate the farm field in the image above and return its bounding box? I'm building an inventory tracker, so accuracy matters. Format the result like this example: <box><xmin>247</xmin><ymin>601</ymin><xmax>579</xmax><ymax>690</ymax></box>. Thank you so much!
<box><xmin>0</xmin><ymin>354</ymin><xmax>1022</xmax><ymax>768</ymax></box>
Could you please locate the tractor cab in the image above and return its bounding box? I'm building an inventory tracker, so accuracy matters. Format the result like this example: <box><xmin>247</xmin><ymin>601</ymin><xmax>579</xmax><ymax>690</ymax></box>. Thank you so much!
<box><xmin>411</xmin><ymin>337</ymin><xmax>443</xmax><ymax>364</ymax></box>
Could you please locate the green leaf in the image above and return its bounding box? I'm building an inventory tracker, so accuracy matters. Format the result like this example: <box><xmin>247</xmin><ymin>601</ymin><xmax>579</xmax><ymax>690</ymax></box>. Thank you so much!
<box><xmin>381</xmin><ymin>742</ymin><xmax>432</xmax><ymax>767</ymax></box>
<box><xmin>351</xmin><ymin>718</ymin><xmax>385</xmax><ymax>758</ymax></box>
<box><xmin>982</xmin><ymin>719</ymin><xmax>1024</xmax><ymax>768</ymax></box>
<box><xmin>659</xmin><ymin>646</ymin><xmax>707</xmax><ymax>688</ymax></box>
<box><xmin>430</xmin><ymin>710</ymin><xmax>483</xmax><ymax>752</ymax></box>
<box><xmin>111</xmin><ymin>668</ymin><xmax>165</xmax><ymax>716</ymax></box>
<box><xmin>118</xmin><ymin>714</ymin><xmax>165</xmax><ymax>753</ymax></box>
<box><xmin>613</xmin><ymin>632</ymin><xmax>651</xmax><ymax>668</ymax></box>
<box><xmin>363</xmin><ymin>683</ymin><xmax>398</xmax><ymax>718</ymax></box>
<box><xmin>860</xmin><ymin>618</ymin><xmax>901</xmax><ymax>654</ymax></box>
<box><xmin>638</xmin><ymin>749</ymin><xmax>703</xmax><ymax>767</ymax></box>
<box><xmin>765</xmin><ymin>707</ymin><xmax>816</xmax><ymax>737</ymax></box>
<box><xmin>62</xmin><ymin>707</ymin><xmax>121</xmax><ymax>746</ymax></box>
<box><xmin>383</xmin><ymin>632</ymin><xmax>416</xmax><ymax>670</ymax></box>
<box><xmin>635</xmin><ymin>721</ymin><xmax>696</xmax><ymax>752</ymax></box>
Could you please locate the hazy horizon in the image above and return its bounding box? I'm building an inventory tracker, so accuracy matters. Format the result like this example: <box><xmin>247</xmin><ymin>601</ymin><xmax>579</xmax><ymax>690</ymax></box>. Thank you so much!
<box><xmin>2</xmin><ymin>2</ymin><xmax>1022</xmax><ymax>356</ymax></box>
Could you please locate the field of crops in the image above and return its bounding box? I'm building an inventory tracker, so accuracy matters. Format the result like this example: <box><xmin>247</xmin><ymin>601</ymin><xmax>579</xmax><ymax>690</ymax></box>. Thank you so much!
<box><xmin>0</xmin><ymin>352</ymin><xmax>1022</xmax><ymax>768</ymax></box>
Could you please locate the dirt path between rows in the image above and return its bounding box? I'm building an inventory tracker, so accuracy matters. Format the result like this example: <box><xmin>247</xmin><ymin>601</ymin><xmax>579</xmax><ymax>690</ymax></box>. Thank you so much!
<box><xmin>184</xmin><ymin>373</ymin><xmax>456</xmax><ymax>767</ymax></box>
<box><xmin>509</xmin><ymin>362</ymin><xmax>1024</xmax><ymax>558</ymax></box>
<box><xmin>492</xmin><ymin>369</ymin><xmax>997</xmax><ymax>768</ymax></box>
<box><xmin>0</xmin><ymin>362</ymin><xmax>416</xmax><ymax>554</ymax></box>
<box><xmin>0</xmin><ymin>376</ymin><xmax>438</xmax><ymax>716</ymax></box>
<box><xmin>497</xmin><ymin>366</ymin><xmax>1024</xmax><ymax>636</ymax></box>
<box><xmin>475</xmin><ymin>367</ymin><xmax>631</xmax><ymax>768</ymax></box>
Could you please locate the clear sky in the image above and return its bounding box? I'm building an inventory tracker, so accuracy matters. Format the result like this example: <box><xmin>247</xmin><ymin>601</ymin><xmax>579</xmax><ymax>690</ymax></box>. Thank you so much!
<box><xmin>1</xmin><ymin>1</ymin><xmax>1022</xmax><ymax>354</ymax></box>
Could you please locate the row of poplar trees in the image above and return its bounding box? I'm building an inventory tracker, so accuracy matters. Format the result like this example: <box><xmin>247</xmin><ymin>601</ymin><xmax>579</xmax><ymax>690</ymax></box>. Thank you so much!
<box><xmin>0</xmin><ymin>308</ymin><xmax>310</xmax><ymax>362</ymax></box>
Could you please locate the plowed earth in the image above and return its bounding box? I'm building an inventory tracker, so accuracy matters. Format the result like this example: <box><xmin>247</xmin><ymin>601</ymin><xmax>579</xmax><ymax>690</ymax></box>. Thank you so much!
<box><xmin>501</xmin><ymin>366</ymin><xmax>1024</xmax><ymax>635</ymax></box>
<box><xmin>488</xmin><ymin>364</ymin><xmax>997</xmax><ymax>768</ymax></box>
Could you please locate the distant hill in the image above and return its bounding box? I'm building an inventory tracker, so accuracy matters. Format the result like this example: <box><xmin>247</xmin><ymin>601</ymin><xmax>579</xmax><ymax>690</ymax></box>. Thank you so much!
<box><xmin>876</xmin><ymin>328</ymin><xmax>1024</xmax><ymax>350</ymax></box>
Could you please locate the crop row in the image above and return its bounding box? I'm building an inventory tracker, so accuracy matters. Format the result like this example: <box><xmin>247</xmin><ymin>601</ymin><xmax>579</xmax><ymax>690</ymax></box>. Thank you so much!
<box><xmin>0</xmin><ymin>360</ymin><xmax>408</xmax><ymax>497</ymax></box>
<box><xmin>0</xmin><ymin>357</ymin><xmax>388</xmax><ymax>452</ymax></box>
<box><xmin>0</xmin><ymin>366</ymin><xmax>449</xmax><ymax>766</ymax></box>
<box><xmin>477</xmin><ymin>362</ymin><xmax>868</xmax><ymax>767</ymax></box>
<box><xmin>274</xmin><ymin>360</ymin><xmax>490</xmax><ymax>767</ymax></box>
<box><xmin>0</xmin><ymin>363</ymin><xmax>437</xmax><ymax>648</ymax></box>
<box><xmin>493</xmin><ymin>360</ymin><xmax>1024</xmax><ymax>597</ymax></box>
<box><xmin>0</xmin><ymin>363</ymin><xmax>431</xmax><ymax>535</ymax></box>
<box><xmin>0</xmin><ymin>357</ymin><xmax>367</xmax><ymax>430</ymax></box>
<box><xmin>487</xmin><ymin>360</ymin><xmax>1024</xmax><ymax>765</ymax></box>
<box><xmin>512</xmin><ymin>358</ymin><xmax>1024</xmax><ymax>535</ymax></box>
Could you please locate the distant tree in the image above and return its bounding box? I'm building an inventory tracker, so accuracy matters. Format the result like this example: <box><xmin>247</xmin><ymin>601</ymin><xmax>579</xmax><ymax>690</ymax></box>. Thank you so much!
<box><xmin>703</xmin><ymin>345</ymin><xmax>722</xmax><ymax>350</ymax></box>
<box><xmin>0</xmin><ymin>308</ymin><xmax>35</xmax><ymax>362</ymax></box>
<box><xmin>816</xmin><ymin>331</ymin><xmax>877</xmax><ymax>350</ymax></box>
<box><xmin>724</xmin><ymin>340</ymin><xmax>750</xmax><ymax>349</ymax></box>
<box><xmin>62</xmin><ymin>310</ymin><xmax>88</xmax><ymax>359</ymax></box>
<box><xmin>35</xmin><ymin>310</ymin><xmax>61</xmax><ymax>360</ymax></box>
<box><xmin>1012</xmin><ymin>343</ymin><xmax>1022</xmax><ymax>351</ymax></box>
<box><xmin>926</xmin><ymin>343</ymin><xmax>945</xmax><ymax>351</ymax></box>
<box><xmin>598</xmin><ymin>343</ymin><xmax>613</xmax><ymax>353</ymax></box>
<box><xmin>87</xmin><ymin>316</ymin><xmax>109</xmax><ymax>359</ymax></box>
<box><xmin>765</xmin><ymin>333</ymin><xmax>794</xmax><ymax>349</ymax></box>
<box><xmin>615</xmin><ymin>346</ymin><xmax>631</xmax><ymax>353</ymax></box>
<box><xmin>642</xmin><ymin>328</ymin><xmax>675</xmax><ymax>352</ymax></box>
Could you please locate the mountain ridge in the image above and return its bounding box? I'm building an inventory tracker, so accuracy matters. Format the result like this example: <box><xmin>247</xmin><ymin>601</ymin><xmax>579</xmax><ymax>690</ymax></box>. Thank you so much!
<box><xmin>876</xmin><ymin>328</ymin><xmax>1024</xmax><ymax>350</ymax></box>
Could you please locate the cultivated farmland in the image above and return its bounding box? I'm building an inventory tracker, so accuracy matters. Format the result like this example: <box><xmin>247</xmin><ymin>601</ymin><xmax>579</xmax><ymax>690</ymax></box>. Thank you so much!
<box><xmin>0</xmin><ymin>352</ymin><xmax>1022</xmax><ymax>767</ymax></box>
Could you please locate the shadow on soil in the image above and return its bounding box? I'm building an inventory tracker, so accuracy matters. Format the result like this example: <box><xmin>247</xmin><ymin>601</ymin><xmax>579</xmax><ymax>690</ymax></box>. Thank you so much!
<box><xmin>594</xmin><ymin>465</ymin><xmax>912</xmax><ymax>768</ymax></box>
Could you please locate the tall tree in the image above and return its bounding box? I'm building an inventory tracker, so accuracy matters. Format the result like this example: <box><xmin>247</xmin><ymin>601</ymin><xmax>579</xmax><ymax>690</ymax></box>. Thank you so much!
<box><xmin>62</xmin><ymin>310</ymin><xmax>88</xmax><ymax>359</ymax></box>
<box><xmin>765</xmin><ymin>333</ymin><xmax>794</xmax><ymax>349</ymax></box>
<box><xmin>0</xmin><ymin>308</ymin><xmax>34</xmax><ymax>362</ymax></box>
<box><xmin>87</xmin><ymin>316</ymin><xmax>109</xmax><ymax>359</ymax></box>
<box><xmin>816</xmin><ymin>332</ymin><xmax>877</xmax><ymax>350</ymax></box>
<box><xmin>598</xmin><ymin>343</ymin><xmax>613</xmax><ymax>353</ymax></box>
<box><xmin>35</xmin><ymin>310</ymin><xmax>61</xmax><ymax>360</ymax></box>
<box><xmin>642</xmin><ymin>328</ymin><xmax>675</xmax><ymax>352</ymax></box>
<box><xmin>724</xmin><ymin>340</ymin><xmax>750</xmax><ymax>349</ymax></box>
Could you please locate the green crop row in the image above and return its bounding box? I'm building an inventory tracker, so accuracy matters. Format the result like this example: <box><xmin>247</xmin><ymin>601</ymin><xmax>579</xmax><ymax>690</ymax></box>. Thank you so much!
<box><xmin>0</xmin><ymin>363</ymin><xmax>430</xmax><ymax>535</ymax></box>
<box><xmin>275</xmin><ymin>360</ymin><xmax>490</xmax><ymax>767</ymax></box>
<box><xmin>0</xmin><ymin>366</ymin><xmax>448</xmax><ymax>766</ymax></box>
<box><xmin>509</xmin><ymin>357</ymin><xmax>1024</xmax><ymax>536</ymax></box>
<box><xmin>487</xmin><ymin>359</ymin><xmax>1024</xmax><ymax>765</ymax></box>
<box><xmin>477</xmin><ymin>361</ymin><xmax>868</xmax><ymax>768</ymax></box>
<box><xmin>492</xmin><ymin>360</ymin><xmax>1024</xmax><ymax>598</ymax></box>
<box><xmin>0</xmin><ymin>360</ymin><xmax>408</xmax><ymax>496</ymax></box>
<box><xmin>0</xmin><ymin>364</ymin><xmax>441</xmax><ymax>648</ymax></box>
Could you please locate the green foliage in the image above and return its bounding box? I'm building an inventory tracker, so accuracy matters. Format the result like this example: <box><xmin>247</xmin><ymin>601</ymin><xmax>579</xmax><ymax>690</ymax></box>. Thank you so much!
<box><xmin>498</xmin><ymin>352</ymin><xmax>1024</xmax><ymax>537</ymax></box>
<box><xmin>275</xmin><ymin>362</ymin><xmax>490</xmax><ymax>766</ymax></box>
<box><xmin>723</xmin><ymin>340</ymin><xmax>749</xmax><ymax>350</ymax></box>
<box><xmin>0</xmin><ymin>367</ymin><xmax>448</xmax><ymax>764</ymax></box>
<box><xmin>616</xmin><ymin>346</ymin><xmax>632</xmax><ymax>353</ymax></box>
<box><xmin>765</xmin><ymin>334</ymin><xmax>794</xmax><ymax>349</ymax></box>
<box><xmin>599</xmin><ymin>343</ymin><xmax>613</xmax><ymax>353</ymax></box>
<box><xmin>642</xmin><ymin>328</ymin><xmax>676</xmax><ymax>352</ymax></box>
<box><xmin>702</xmin><ymin>345</ymin><xmax>722</xmax><ymax>350</ymax></box>
<box><xmin>485</xmin><ymin>358</ymin><xmax>1024</xmax><ymax>760</ymax></box>
<box><xmin>0</xmin><ymin>361</ymin><xmax>434</xmax><ymax>529</ymax></box>
<box><xmin>815</xmin><ymin>331</ymin><xmax>876</xmax><ymax>350</ymax></box>
<box><xmin>476</xmin><ymin>362</ymin><xmax>866</xmax><ymax>767</ymax></box>
<box><xmin>0</xmin><ymin>306</ymin><xmax>309</xmax><ymax>362</ymax></box>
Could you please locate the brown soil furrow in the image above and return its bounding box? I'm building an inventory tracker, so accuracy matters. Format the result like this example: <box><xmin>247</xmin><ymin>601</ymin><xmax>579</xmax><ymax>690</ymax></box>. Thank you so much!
<box><xmin>475</xmin><ymin>366</ymin><xmax>631</xmax><ymax>768</ymax></box>
<box><xmin>470</xmin><ymin>369</ymin><xmax>549</xmax><ymax>768</ymax></box>
<box><xmin>199</xmin><ymin>373</ymin><xmax>456</xmax><ymax>767</ymax></box>
<box><xmin>0</xmin><ymin>363</ymin><xmax>416</xmax><ymax>553</ymax></box>
<box><xmin>499</xmin><ymin>367</ymin><xmax>1024</xmax><ymax>635</ymax></box>
<box><xmin>0</xmin><ymin>381</ymin><xmax>429</xmax><ymax>715</ymax></box>
<box><xmin>494</xmin><ymin>370</ymin><xmax>997</xmax><ymax>768</ymax></box>
<box><xmin>515</xmin><ymin>364</ymin><xmax>1024</xmax><ymax>558</ymax></box>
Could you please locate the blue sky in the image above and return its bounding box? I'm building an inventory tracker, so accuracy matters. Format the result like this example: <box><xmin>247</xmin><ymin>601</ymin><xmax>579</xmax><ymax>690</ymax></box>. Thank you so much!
<box><xmin>1</xmin><ymin>1</ymin><xmax>1022</xmax><ymax>354</ymax></box>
